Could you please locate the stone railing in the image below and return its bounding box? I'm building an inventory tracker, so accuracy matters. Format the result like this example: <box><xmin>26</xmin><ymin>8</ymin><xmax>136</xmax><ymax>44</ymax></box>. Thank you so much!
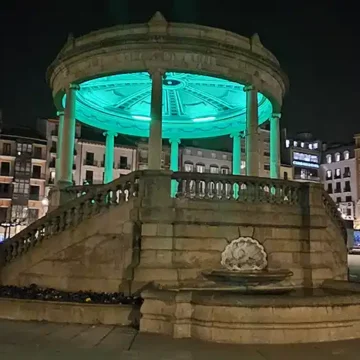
<box><xmin>172</xmin><ymin>172</ymin><xmax>302</xmax><ymax>204</ymax></box>
<box><xmin>0</xmin><ymin>172</ymin><xmax>140</xmax><ymax>264</ymax></box>
<box><xmin>322</xmin><ymin>190</ymin><xmax>347</xmax><ymax>242</ymax></box>
<box><xmin>63</xmin><ymin>184</ymin><xmax>103</xmax><ymax>199</ymax></box>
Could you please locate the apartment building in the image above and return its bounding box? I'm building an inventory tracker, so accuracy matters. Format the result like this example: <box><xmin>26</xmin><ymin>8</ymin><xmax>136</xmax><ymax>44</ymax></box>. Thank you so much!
<box><xmin>320</xmin><ymin>143</ymin><xmax>356</xmax><ymax>221</ymax></box>
<box><xmin>281</xmin><ymin>131</ymin><xmax>322</xmax><ymax>182</ymax></box>
<box><xmin>0</xmin><ymin>127</ymin><xmax>48</xmax><ymax>241</ymax></box>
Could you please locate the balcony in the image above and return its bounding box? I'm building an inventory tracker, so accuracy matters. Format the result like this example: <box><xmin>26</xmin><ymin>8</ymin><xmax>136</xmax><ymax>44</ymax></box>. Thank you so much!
<box><xmin>0</xmin><ymin>191</ymin><xmax>12</xmax><ymax>199</ymax></box>
<box><xmin>29</xmin><ymin>193</ymin><xmax>42</xmax><ymax>201</ymax></box>
<box><xmin>0</xmin><ymin>170</ymin><xmax>12</xmax><ymax>177</ymax></box>
<box><xmin>0</xmin><ymin>148</ymin><xmax>15</xmax><ymax>157</ymax></box>
<box><xmin>344</xmin><ymin>187</ymin><xmax>351</xmax><ymax>193</ymax></box>
<box><xmin>31</xmin><ymin>172</ymin><xmax>46</xmax><ymax>180</ymax></box>
<box><xmin>83</xmin><ymin>159</ymin><xmax>98</xmax><ymax>166</ymax></box>
<box><xmin>32</xmin><ymin>151</ymin><xmax>46</xmax><ymax>160</ymax></box>
<box><xmin>118</xmin><ymin>163</ymin><xmax>131</xmax><ymax>170</ymax></box>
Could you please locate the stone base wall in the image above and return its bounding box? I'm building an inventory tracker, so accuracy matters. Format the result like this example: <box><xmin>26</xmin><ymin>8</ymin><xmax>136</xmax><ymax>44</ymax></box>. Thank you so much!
<box><xmin>140</xmin><ymin>288</ymin><xmax>360</xmax><ymax>344</ymax></box>
<box><xmin>0</xmin><ymin>298</ymin><xmax>139</xmax><ymax>326</ymax></box>
<box><xmin>1</xmin><ymin>200</ymin><xmax>138</xmax><ymax>293</ymax></box>
<box><xmin>134</xmin><ymin>198</ymin><xmax>348</xmax><ymax>290</ymax></box>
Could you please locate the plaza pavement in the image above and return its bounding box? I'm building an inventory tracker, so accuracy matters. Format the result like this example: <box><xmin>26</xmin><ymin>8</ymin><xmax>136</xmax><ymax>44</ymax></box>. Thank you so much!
<box><xmin>1</xmin><ymin>319</ymin><xmax>360</xmax><ymax>359</ymax></box>
<box><xmin>1</xmin><ymin>255</ymin><xmax>360</xmax><ymax>359</ymax></box>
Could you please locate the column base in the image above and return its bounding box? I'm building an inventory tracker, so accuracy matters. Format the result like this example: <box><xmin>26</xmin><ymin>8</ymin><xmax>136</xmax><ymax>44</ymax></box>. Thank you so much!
<box><xmin>48</xmin><ymin>183</ymin><xmax>75</xmax><ymax>212</ymax></box>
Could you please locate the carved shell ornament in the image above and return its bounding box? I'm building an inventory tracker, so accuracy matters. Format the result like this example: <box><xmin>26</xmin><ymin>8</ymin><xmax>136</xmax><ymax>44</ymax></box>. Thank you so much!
<box><xmin>221</xmin><ymin>237</ymin><xmax>267</xmax><ymax>271</ymax></box>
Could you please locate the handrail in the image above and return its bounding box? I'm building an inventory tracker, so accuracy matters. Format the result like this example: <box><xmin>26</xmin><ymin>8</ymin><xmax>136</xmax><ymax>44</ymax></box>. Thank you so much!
<box><xmin>172</xmin><ymin>172</ymin><xmax>302</xmax><ymax>204</ymax></box>
<box><xmin>321</xmin><ymin>190</ymin><xmax>347</xmax><ymax>242</ymax></box>
<box><xmin>0</xmin><ymin>171</ymin><xmax>141</xmax><ymax>264</ymax></box>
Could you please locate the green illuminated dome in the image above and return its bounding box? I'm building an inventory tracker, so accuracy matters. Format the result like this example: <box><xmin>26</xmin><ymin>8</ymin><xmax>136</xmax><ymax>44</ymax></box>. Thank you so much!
<box><xmin>69</xmin><ymin>72</ymin><xmax>272</xmax><ymax>139</ymax></box>
<box><xmin>48</xmin><ymin>12</ymin><xmax>288</xmax><ymax>140</ymax></box>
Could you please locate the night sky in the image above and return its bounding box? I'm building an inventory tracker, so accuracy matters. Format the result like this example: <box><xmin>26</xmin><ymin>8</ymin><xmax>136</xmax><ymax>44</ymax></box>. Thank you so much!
<box><xmin>0</xmin><ymin>1</ymin><xmax>359</xmax><ymax>143</ymax></box>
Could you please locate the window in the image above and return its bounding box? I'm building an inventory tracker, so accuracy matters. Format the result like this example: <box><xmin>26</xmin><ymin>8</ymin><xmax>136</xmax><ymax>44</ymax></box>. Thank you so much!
<box><xmin>293</xmin><ymin>141</ymin><xmax>298</xmax><ymax>147</ymax></box>
<box><xmin>0</xmin><ymin>184</ymin><xmax>11</xmax><ymax>197</ymax></box>
<box><xmin>211</xmin><ymin>153</ymin><xmax>216</xmax><ymax>159</ymax></box>
<box><xmin>49</xmin><ymin>171</ymin><xmax>56</xmax><ymax>184</ymax></box>
<box><xmin>344</xmin><ymin>151</ymin><xmax>350</xmax><ymax>160</ymax></box>
<box><xmin>210</xmin><ymin>165</ymin><xmax>219</xmax><ymax>174</ymax></box>
<box><xmin>185</xmin><ymin>149</ymin><xmax>191</xmax><ymax>155</ymax></box>
<box><xmin>29</xmin><ymin>186</ymin><xmax>40</xmax><ymax>200</ymax></box>
<box><xmin>16</xmin><ymin>143</ymin><xmax>32</xmax><ymax>155</ymax></box>
<box><xmin>344</xmin><ymin>166</ymin><xmax>351</xmax><ymax>177</ymax></box>
<box><xmin>197</xmin><ymin>150</ymin><xmax>203</xmax><ymax>157</ymax></box>
<box><xmin>336</xmin><ymin>197</ymin><xmax>341</xmax><ymax>203</ymax></box>
<box><xmin>335</xmin><ymin>182</ymin><xmax>341</xmax><ymax>193</ymax></box>
<box><xmin>85</xmin><ymin>170</ymin><xmax>93</xmax><ymax>184</ymax></box>
<box><xmin>119</xmin><ymin>156</ymin><xmax>128</xmax><ymax>169</ymax></box>
<box><xmin>327</xmin><ymin>183</ymin><xmax>333</xmax><ymax>194</ymax></box>
<box><xmin>15</xmin><ymin>160</ymin><xmax>31</xmax><ymax>175</ymax></box>
<box><xmin>0</xmin><ymin>207</ymin><xmax>8</xmax><ymax>222</ymax></box>
<box><xmin>13</xmin><ymin>179</ymin><xmax>29</xmax><ymax>195</ymax></box>
<box><xmin>220</xmin><ymin>166</ymin><xmax>230</xmax><ymax>175</ymax></box>
<box><xmin>284</xmin><ymin>172</ymin><xmax>288</xmax><ymax>180</ymax></box>
<box><xmin>335</xmin><ymin>168</ymin><xmax>341</xmax><ymax>179</ymax></box>
<box><xmin>31</xmin><ymin>165</ymin><xmax>42</xmax><ymax>179</ymax></box>
<box><xmin>2</xmin><ymin>143</ymin><xmax>11</xmax><ymax>156</ymax></box>
<box><xmin>85</xmin><ymin>152</ymin><xmax>94</xmax><ymax>166</ymax></box>
<box><xmin>285</xmin><ymin>140</ymin><xmax>290</xmax><ymax>148</ymax></box>
<box><xmin>335</xmin><ymin>152</ymin><xmax>340</xmax><ymax>162</ymax></box>
<box><xmin>264</xmin><ymin>164</ymin><xmax>270</xmax><ymax>171</ymax></box>
<box><xmin>344</xmin><ymin>180</ymin><xmax>351</xmax><ymax>192</ymax></box>
<box><xmin>326</xmin><ymin>154</ymin><xmax>332</xmax><ymax>164</ymax></box>
<box><xmin>346</xmin><ymin>196</ymin><xmax>352</xmax><ymax>202</ymax></box>
<box><xmin>196</xmin><ymin>163</ymin><xmax>205</xmax><ymax>173</ymax></box>
<box><xmin>33</xmin><ymin>146</ymin><xmax>42</xmax><ymax>159</ymax></box>
<box><xmin>347</xmin><ymin>208</ymin><xmax>352</xmax><ymax>216</ymax></box>
<box><xmin>184</xmin><ymin>162</ymin><xmax>193</xmax><ymax>172</ymax></box>
<box><xmin>300</xmin><ymin>142</ymin><xmax>304</xmax><ymax>148</ymax></box>
<box><xmin>313</xmin><ymin>142</ymin><xmax>319</xmax><ymax>149</ymax></box>
<box><xmin>222</xmin><ymin>154</ymin><xmax>228</xmax><ymax>160</ymax></box>
<box><xmin>28</xmin><ymin>208</ymin><xmax>39</xmax><ymax>224</ymax></box>
<box><xmin>326</xmin><ymin>170</ymin><xmax>332</xmax><ymax>180</ymax></box>
<box><xmin>0</xmin><ymin>162</ymin><xmax>10</xmax><ymax>176</ymax></box>
<box><xmin>241</xmin><ymin>160</ymin><xmax>246</xmax><ymax>169</ymax></box>
<box><xmin>11</xmin><ymin>205</ymin><xmax>28</xmax><ymax>221</ymax></box>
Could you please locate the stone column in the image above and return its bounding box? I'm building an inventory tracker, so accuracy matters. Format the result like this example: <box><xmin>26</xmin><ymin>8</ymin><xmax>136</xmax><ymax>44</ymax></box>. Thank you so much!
<box><xmin>270</xmin><ymin>113</ymin><xmax>281</xmax><ymax>179</ymax></box>
<box><xmin>104</xmin><ymin>131</ymin><xmax>117</xmax><ymax>184</ymax></box>
<box><xmin>148</xmin><ymin>69</ymin><xmax>164</xmax><ymax>170</ymax></box>
<box><xmin>55</xmin><ymin>110</ymin><xmax>64</xmax><ymax>183</ymax></box>
<box><xmin>244</xmin><ymin>85</ymin><xmax>259</xmax><ymax>177</ymax></box>
<box><xmin>170</xmin><ymin>138</ymin><xmax>180</xmax><ymax>197</ymax></box>
<box><xmin>58</xmin><ymin>83</ymin><xmax>79</xmax><ymax>188</ymax></box>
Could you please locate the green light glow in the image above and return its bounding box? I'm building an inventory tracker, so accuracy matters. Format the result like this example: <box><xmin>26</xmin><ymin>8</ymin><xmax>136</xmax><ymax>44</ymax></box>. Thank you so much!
<box><xmin>65</xmin><ymin>72</ymin><xmax>273</xmax><ymax>139</ymax></box>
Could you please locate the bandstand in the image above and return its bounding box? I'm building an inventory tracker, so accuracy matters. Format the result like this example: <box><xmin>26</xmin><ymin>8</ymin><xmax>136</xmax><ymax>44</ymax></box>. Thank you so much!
<box><xmin>47</xmin><ymin>12</ymin><xmax>288</xmax><ymax>194</ymax></box>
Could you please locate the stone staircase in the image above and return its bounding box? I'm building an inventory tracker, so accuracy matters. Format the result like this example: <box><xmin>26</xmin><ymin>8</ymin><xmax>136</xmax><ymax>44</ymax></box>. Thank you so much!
<box><xmin>0</xmin><ymin>170</ymin><xmax>348</xmax><ymax>293</ymax></box>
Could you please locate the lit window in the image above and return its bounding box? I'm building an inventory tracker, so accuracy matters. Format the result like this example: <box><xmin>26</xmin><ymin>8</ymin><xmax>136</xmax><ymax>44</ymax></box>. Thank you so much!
<box><xmin>210</xmin><ymin>165</ymin><xmax>219</xmax><ymax>174</ymax></box>
<box><xmin>285</xmin><ymin>140</ymin><xmax>290</xmax><ymax>148</ymax></box>
<box><xmin>196</xmin><ymin>163</ymin><xmax>205</xmax><ymax>173</ymax></box>
<box><xmin>326</xmin><ymin>170</ymin><xmax>332</xmax><ymax>179</ymax></box>
<box><xmin>241</xmin><ymin>160</ymin><xmax>246</xmax><ymax>169</ymax></box>
<box><xmin>308</xmin><ymin>143</ymin><xmax>313</xmax><ymax>150</ymax></box>
<box><xmin>220</xmin><ymin>166</ymin><xmax>229</xmax><ymax>174</ymax></box>
<box><xmin>335</xmin><ymin>153</ymin><xmax>340</xmax><ymax>162</ymax></box>
<box><xmin>197</xmin><ymin>151</ymin><xmax>203</xmax><ymax>157</ymax></box>
<box><xmin>313</xmin><ymin>142</ymin><xmax>318</xmax><ymax>149</ymax></box>
<box><xmin>335</xmin><ymin>168</ymin><xmax>341</xmax><ymax>177</ymax></box>
<box><xmin>301</xmin><ymin>142</ymin><xmax>304</xmax><ymax>148</ymax></box>
<box><xmin>326</xmin><ymin>154</ymin><xmax>332</xmax><ymax>164</ymax></box>
<box><xmin>344</xmin><ymin>151</ymin><xmax>350</xmax><ymax>160</ymax></box>
<box><xmin>211</xmin><ymin>153</ymin><xmax>216</xmax><ymax>159</ymax></box>
<box><xmin>293</xmin><ymin>141</ymin><xmax>298</xmax><ymax>147</ymax></box>
<box><xmin>184</xmin><ymin>162</ymin><xmax>194</xmax><ymax>172</ymax></box>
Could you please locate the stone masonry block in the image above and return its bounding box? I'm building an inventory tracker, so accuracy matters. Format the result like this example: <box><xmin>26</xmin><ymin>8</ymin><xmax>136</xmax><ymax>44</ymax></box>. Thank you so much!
<box><xmin>174</xmin><ymin>238</ymin><xmax>227</xmax><ymax>252</ymax></box>
<box><xmin>141</xmin><ymin>237</ymin><xmax>173</xmax><ymax>250</ymax></box>
<box><xmin>238</xmin><ymin>226</ymin><xmax>254</xmax><ymax>237</ymax></box>
<box><xmin>174</xmin><ymin>224</ymin><xmax>238</xmax><ymax>240</ymax></box>
<box><xmin>142</xmin><ymin>224</ymin><xmax>157</xmax><ymax>237</ymax></box>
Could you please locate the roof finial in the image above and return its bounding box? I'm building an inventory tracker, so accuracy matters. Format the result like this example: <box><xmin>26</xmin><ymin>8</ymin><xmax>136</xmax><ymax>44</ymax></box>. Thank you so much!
<box><xmin>148</xmin><ymin>11</ymin><xmax>167</xmax><ymax>25</ymax></box>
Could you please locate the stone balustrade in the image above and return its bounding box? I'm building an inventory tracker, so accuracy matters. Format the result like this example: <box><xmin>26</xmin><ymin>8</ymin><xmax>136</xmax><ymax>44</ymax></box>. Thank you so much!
<box><xmin>172</xmin><ymin>172</ymin><xmax>302</xmax><ymax>205</ymax></box>
<box><xmin>63</xmin><ymin>184</ymin><xmax>103</xmax><ymax>199</ymax></box>
<box><xmin>0</xmin><ymin>172</ymin><xmax>140</xmax><ymax>265</ymax></box>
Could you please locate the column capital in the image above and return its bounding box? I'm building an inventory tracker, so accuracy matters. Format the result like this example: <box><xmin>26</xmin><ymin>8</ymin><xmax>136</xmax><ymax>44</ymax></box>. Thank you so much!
<box><xmin>103</xmin><ymin>131</ymin><xmax>118</xmax><ymax>137</ymax></box>
<box><xmin>271</xmin><ymin>113</ymin><xmax>282</xmax><ymax>120</ymax></box>
<box><xmin>169</xmin><ymin>137</ymin><xmax>181</xmax><ymax>144</ymax></box>
<box><xmin>230</xmin><ymin>132</ymin><xmax>241</xmax><ymax>139</ymax></box>
<box><xmin>148</xmin><ymin>68</ymin><xmax>166</xmax><ymax>78</ymax></box>
<box><xmin>69</xmin><ymin>83</ymin><xmax>80</xmax><ymax>91</ymax></box>
<box><xmin>243</xmin><ymin>85</ymin><xmax>257</xmax><ymax>92</ymax></box>
<box><xmin>56</xmin><ymin>110</ymin><xmax>64</xmax><ymax>117</ymax></box>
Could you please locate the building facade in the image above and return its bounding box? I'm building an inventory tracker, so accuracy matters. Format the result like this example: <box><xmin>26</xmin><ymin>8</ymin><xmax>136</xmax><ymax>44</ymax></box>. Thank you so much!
<box><xmin>282</xmin><ymin>131</ymin><xmax>322</xmax><ymax>182</ymax></box>
<box><xmin>320</xmin><ymin>143</ymin><xmax>356</xmax><ymax>221</ymax></box>
<box><xmin>0</xmin><ymin>128</ymin><xmax>48</xmax><ymax>241</ymax></box>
